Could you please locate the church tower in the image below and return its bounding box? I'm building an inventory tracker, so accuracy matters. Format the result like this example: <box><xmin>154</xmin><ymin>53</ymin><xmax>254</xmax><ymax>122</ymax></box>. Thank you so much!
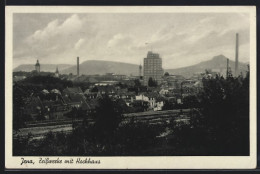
<box><xmin>55</xmin><ymin>66</ymin><xmax>59</xmax><ymax>78</ymax></box>
<box><xmin>35</xmin><ymin>59</ymin><xmax>40</xmax><ymax>73</ymax></box>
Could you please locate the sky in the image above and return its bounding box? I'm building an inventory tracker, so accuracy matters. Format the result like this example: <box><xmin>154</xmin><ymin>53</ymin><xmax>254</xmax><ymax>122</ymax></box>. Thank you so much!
<box><xmin>13</xmin><ymin>13</ymin><xmax>250</xmax><ymax>69</ymax></box>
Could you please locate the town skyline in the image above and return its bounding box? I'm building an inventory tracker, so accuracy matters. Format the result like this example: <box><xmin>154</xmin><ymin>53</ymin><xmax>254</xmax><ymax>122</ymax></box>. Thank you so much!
<box><xmin>13</xmin><ymin>13</ymin><xmax>250</xmax><ymax>69</ymax></box>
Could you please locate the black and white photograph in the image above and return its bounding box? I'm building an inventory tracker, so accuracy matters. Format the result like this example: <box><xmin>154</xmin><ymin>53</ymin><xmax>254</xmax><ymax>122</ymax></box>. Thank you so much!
<box><xmin>5</xmin><ymin>6</ymin><xmax>257</xmax><ymax>169</ymax></box>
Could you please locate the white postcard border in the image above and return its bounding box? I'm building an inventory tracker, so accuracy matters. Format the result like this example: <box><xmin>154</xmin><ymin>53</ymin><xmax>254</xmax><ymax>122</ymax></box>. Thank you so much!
<box><xmin>5</xmin><ymin>6</ymin><xmax>257</xmax><ymax>169</ymax></box>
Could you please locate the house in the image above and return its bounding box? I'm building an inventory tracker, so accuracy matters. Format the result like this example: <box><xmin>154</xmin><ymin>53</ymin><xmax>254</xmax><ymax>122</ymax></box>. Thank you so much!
<box><xmin>135</xmin><ymin>93</ymin><xmax>157</xmax><ymax>109</ymax></box>
<box><xmin>63</xmin><ymin>87</ymin><xmax>83</xmax><ymax>95</ymax></box>
<box><xmin>112</xmin><ymin>74</ymin><xmax>127</xmax><ymax>80</ymax></box>
<box><xmin>159</xmin><ymin>89</ymin><xmax>169</xmax><ymax>95</ymax></box>
<box><xmin>87</xmin><ymin>98</ymin><xmax>100</xmax><ymax>114</ymax></box>
<box><xmin>97</xmin><ymin>85</ymin><xmax>116</xmax><ymax>95</ymax></box>
<box><xmin>51</xmin><ymin>89</ymin><xmax>61</xmax><ymax>95</ymax></box>
<box><xmin>154</xmin><ymin>101</ymin><xmax>164</xmax><ymax>111</ymax></box>
<box><xmin>13</xmin><ymin>75</ymin><xmax>26</xmax><ymax>82</ymax></box>
<box><xmin>164</xmin><ymin>75</ymin><xmax>186</xmax><ymax>89</ymax></box>
<box><xmin>116</xmin><ymin>91</ymin><xmax>135</xmax><ymax>106</ymax></box>
<box><xmin>24</xmin><ymin>96</ymin><xmax>43</xmax><ymax>120</ymax></box>
<box><xmin>38</xmin><ymin>92</ymin><xmax>70</xmax><ymax>119</ymax></box>
<box><xmin>153</xmin><ymin>96</ymin><xmax>165</xmax><ymax>111</ymax></box>
<box><xmin>41</xmin><ymin>99</ymin><xmax>69</xmax><ymax>119</ymax></box>
<box><xmin>136</xmin><ymin>94</ymin><xmax>149</xmax><ymax>101</ymax></box>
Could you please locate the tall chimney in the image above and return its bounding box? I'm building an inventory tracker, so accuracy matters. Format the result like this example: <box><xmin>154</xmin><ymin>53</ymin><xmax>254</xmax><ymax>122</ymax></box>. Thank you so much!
<box><xmin>226</xmin><ymin>58</ymin><xmax>229</xmax><ymax>78</ymax></box>
<box><xmin>77</xmin><ymin>57</ymin><xmax>79</xmax><ymax>77</ymax></box>
<box><xmin>235</xmin><ymin>33</ymin><xmax>239</xmax><ymax>76</ymax></box>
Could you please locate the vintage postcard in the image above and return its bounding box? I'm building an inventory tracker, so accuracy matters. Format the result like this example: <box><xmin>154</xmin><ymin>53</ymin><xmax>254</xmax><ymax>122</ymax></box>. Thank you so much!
<box><xmin>5</xmin><ymin>6</ymin><xmax>257</xmax><ymax>169</ymax></box>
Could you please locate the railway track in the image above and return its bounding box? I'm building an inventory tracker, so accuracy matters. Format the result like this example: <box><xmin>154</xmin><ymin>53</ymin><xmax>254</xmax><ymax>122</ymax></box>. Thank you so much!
<box><xmin>15</xmin><ymin>109</ymin><xmax>191</xmax><ymax>139</ymax></box>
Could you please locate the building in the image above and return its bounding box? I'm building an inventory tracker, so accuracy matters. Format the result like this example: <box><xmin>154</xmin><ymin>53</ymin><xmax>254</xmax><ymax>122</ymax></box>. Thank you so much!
<box><xmin>63</xmin><ymin>87</ymin><xmax>84</xmax><ymax>95</ymax></box>
<box><xmin>35</xmin><ymin>59</ymin><xmax>40</xmax><ymax>73</ymax></box>
<box><xmin>135</xmin><ymin>93</ymin><xmax>156</xmax><ymax>109</ymax></box>
<box><xmin>143</xmin><ymin>51</ymin><xmax>163</xmax><ymax>86</ymax></box>
<box><xmin>13</xmin><ymin>75</ymin><xmax>26</xmax><ymax>82</ymax></box>
<box><xmin>164</xmin><ymin>75</ymin><xmax>186</xmax><ymax>89</ymax></box>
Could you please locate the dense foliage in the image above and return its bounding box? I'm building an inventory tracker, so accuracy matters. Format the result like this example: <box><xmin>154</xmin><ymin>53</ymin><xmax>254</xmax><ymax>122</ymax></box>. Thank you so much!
<box><xmin>148</xmin><ymin>77</ymin><xmax>158</xmax><ymax>87</ymax></box>
<box><xmin>167</xmin><ymin>73</ymin><xmax>249</xmax><ymax>155</ymax></box>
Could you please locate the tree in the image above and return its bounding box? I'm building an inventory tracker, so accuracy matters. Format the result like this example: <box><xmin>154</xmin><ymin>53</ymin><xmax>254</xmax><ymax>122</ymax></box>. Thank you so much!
<box><xmin>164</xmin><ymin>72</ymin><xmax>170</xmax><ymax>76</ymax></box>
<box><xmin>91</xmin><ymin>86</ymin><xmax>99</xmax><ymax>92</ymax></box>
<box><xmin>167</xmin><ymin>72</ymin><xmax>250</xmax><ymax>155</ymax></box>
<box><xmin>162</xmin><ymin>100</ymin><xmax>174</xmax><ymax>110</ymax></box>
<box><xmin>194</xmin><ymin>73</ymin><xmax>249</xmax><ymax>155</ymax></box>
<box><xmin>134</xmin><ymin>79</ymin><xmax>141</xmax><ymax>87</ymax></box>
<box><xmin>182</xmin><ymin>95</ymin><xmax>200</xmax><ymax>109</ymax></box>
<box><xmin>94</xmin><ymin>95</ymin><xmax>123</xmax><ymax>136</ymax></box>
<box><xmin>13</xmin><ymin>84</ymin><xmax>30</xmax><ymax>131</ymax></box>
<box><xmin>148</xmin><ymin>77</ymin><xmax>157</xmax><ymax>87</ymax></box>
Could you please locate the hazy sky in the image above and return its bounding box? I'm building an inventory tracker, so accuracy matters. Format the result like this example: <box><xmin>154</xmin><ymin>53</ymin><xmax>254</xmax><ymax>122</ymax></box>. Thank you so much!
<box><xmin>13</xmin><ymin>13</ymin><xmax>250</xmax><ymax>69</ymax></box>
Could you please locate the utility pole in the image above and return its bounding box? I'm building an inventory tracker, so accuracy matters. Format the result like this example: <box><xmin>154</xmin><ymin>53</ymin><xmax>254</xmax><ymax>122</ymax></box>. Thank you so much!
<box><xmin>235</xmin><ymin>33</ymin><xmax>239</xmax><ymax>76</ymax></box>
<box><xmin>226</xmin><ymin>58</ymin><xmax>229</xmax><ymax>78</ymax></box>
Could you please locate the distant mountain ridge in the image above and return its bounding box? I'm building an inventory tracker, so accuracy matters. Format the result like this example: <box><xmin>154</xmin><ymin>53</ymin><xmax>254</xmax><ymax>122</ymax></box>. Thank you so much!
<box><xmin>165</xmin><ymin>55</ymin><xmax>248</xmax><ymax>78</ymax></box>
<box><xmin>14</xmin><ymin>55</ymin><xmax>248</xmax><ymax>78</ymax></box>
<box><xmin>14</xmin><ymin>64</ymin><xmax>72</xmax><ymax>72</ymax></box>
<box><xmin>60</xmin><ymin>60</ymin><xmax>140</xmax><ymax>76</ymax></box>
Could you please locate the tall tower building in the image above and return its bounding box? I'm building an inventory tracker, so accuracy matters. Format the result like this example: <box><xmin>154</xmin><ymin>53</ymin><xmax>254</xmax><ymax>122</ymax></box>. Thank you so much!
<box><xmin>35</xmin><ymin>59</ymin><xmax>40</xmax><ymax>73</ymax></box>
<box><xmin>77</xmin><ymin>57</ymin><xmax>79</xmax><ymax>77</ymax></box>
<box><xmin>143</xmin><ymin>51</ymin><xmax>163</xmax><ymax>86</ymax></box>
<box><xmin>235</xmin><ymin>33</ymin><xmax>239</xmax><ymax>76</ymax></box>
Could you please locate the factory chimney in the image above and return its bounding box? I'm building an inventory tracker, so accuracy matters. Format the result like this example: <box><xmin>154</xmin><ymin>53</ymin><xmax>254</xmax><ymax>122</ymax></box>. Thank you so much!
<box><xmin>235</xmin><ymin>33</ymin><xmax>239</xmax><ymax>76</ymax></box>
<box><xmin>77</xmin><ymin>57</ymin><xmax>79</xmax><ymax>77</ymax></box>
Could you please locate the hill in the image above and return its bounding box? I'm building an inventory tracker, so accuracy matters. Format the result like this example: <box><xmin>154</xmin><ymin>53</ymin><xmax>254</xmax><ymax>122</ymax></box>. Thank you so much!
<box><xmin>13</xmin><ymin>64</ymin><xmax>73</xmax><ymax>72</ymax></box>
<box><xmin>60</xmin><ymin>60</ymin><xmax>139</xmax><ymax>76</ymax></box>
<box><xmin>165</xmin><ymin>55</ymin><xmax>248</xmax><ymax>78</ymax></box>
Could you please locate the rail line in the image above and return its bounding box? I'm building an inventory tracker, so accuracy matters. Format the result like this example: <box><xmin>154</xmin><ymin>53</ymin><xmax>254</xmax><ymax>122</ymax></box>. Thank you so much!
<box><xmin>14</xmin><ymin>109</ymin><xmax>191</xmax><ymax>140</ymax></box>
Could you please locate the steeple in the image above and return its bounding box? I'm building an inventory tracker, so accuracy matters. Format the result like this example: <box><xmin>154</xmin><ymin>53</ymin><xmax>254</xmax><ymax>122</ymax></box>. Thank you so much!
<box><xmin>55</xmin><ymin>66</ymin><xmax>59</xmax><ymax>78</ymax></box>
<box><xmin>35</xmin><ymin>59</ymin><xmax>40</xmax><ymax>73</ymax></box>
<box><xmin>56</xmin><ymin>66</ymin><xmax>59</xmax><ymax>73</ymax></box>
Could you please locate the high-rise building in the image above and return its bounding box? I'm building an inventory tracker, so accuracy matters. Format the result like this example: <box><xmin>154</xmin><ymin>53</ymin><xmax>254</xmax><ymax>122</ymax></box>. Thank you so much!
<box><xmin>35</xmin><ymin>59</ymin><xmax>40</xmax><ymax>73</ymax></box>
<box><xmin>143</xmin><ymin>51</ymin><xmax>163</xmax><ymax>86</ymax></box>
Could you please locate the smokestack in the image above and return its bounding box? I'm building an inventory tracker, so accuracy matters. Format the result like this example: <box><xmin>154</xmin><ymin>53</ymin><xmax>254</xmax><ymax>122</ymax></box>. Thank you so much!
<box><xmin>235</xmin><ymin>33</ymin><xmax>239</xmax><ymax>76</ymax></box>
<box><xmin>77</xmin><ymin>57</ymin><xmax>79</xmax><ymax>77</ymax></box>
<box><xmin>226</xmin><ymin>58</ymin><xmax>229</xmax><ymax>78</ymax></box>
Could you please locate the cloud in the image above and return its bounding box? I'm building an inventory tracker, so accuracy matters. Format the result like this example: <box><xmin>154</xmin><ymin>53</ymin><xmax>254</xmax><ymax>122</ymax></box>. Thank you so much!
<box><xmin>18</xmin><ymin>14</ymin><xmax>84</xmax><ymax>59</ymax></box>
<box><xmin>107</xmin><ymin>34</ymin><xmax>133</xmax><ymax>48</ymax></box>
<box><xmin>27</xmin><ymin>19</ymin><xmax>59</xmax><ymax>42</ymax></box>
<box><xmin>27</xmin><ymin>14</ymin><xmax>82</xmax><ymax>43</ymax></box>
<box><xmin>13</xmin><ymin>13</ymin><xmax>250</xmax><ymax>69</ymax></box>
<box><xmin>74</xmin><ymin>38</ymin><xmax>85</xmax><ymax>50</ymax></box>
